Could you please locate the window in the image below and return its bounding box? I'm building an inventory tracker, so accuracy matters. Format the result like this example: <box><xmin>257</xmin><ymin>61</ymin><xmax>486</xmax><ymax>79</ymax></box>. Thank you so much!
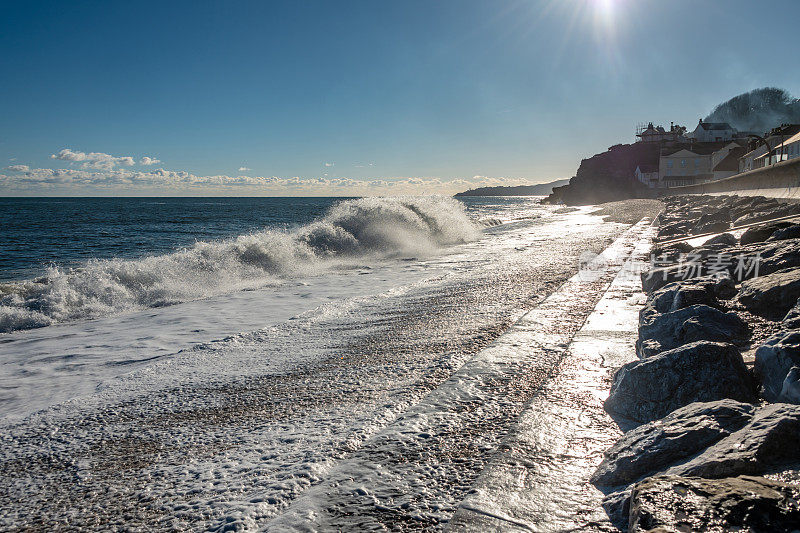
<box><xmin>681</xmin><ymin>159</ymin><xmax>687</xmax><ymax>168</ymax></box>
<box><xmin>695</xmin><ymin>158</ymin><xmax>700</xmax><ymax>167</ymax></box>
<box><xmin>667</xmin><ymin>160</ymin><xmax>673</xmax><ymax>168</ymax></box>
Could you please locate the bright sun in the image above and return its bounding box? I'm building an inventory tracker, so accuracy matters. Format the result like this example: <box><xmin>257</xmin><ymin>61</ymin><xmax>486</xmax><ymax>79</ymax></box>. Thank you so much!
<box><xmin>594</xmin><ymin>0</ymin><xmax>618</xmax><ymax>20</ymax></box>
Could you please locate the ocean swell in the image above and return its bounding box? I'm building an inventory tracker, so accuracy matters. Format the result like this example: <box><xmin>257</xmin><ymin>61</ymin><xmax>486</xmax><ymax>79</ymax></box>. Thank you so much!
<box><xmin>0</xmin><ymin>196</ymin><xmax>479</xmax><ymax>333</ymax></box>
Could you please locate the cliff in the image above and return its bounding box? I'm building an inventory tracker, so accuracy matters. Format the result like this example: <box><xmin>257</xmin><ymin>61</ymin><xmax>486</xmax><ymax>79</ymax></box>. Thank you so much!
<box><xmin>544</xmin><ymin>143</ymin><xmax>660</xmax><ymax>205</ymax></box>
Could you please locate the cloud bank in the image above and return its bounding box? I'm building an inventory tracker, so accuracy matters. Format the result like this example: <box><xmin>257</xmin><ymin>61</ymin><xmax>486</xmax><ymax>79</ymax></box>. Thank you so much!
<box><xmin>50</xmin><ymin>149</ymin><xmax>161</xmax><ymax>170</ymax></box>
<box><xmin>2</xmin><ymin>147</ymin><xmax>541</xmax><ymax>195</ymax></box>
<box><xmin>0</xmin><ymin>163</ymin><xmax>532</xmax><ymax>196</ymax></box>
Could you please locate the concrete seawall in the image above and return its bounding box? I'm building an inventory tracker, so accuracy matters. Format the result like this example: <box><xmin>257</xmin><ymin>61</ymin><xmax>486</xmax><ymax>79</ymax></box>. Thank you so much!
<box><xmin>663</xmin><ymin>157</ymin><xmax>800</xmax><ymax>199</ymax></box>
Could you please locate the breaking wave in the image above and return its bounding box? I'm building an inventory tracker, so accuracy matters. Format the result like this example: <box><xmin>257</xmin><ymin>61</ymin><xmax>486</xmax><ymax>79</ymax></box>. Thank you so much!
<box><xmin>0</xmin><ymin>196</ymin><xmax>479</xmax><ymax>333</ymax></box>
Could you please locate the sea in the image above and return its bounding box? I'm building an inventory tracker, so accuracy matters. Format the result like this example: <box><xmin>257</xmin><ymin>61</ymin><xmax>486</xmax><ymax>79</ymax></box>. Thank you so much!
<box><xmin>0</xmin><ymin>195</ymin><xmax>626</xmax><ymax>530</ymax></box>
<box><xmin>0</xmin><ymin>196</ymin><xmax>531</xmax><ymax>418</ymax></box>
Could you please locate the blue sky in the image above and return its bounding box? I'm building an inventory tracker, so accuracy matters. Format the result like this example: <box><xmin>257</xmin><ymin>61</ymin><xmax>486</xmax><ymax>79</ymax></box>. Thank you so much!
<box><xmin>2</xmin><ymin>0</ymin><xmax>799</xmax><ymax>195</ymax></box>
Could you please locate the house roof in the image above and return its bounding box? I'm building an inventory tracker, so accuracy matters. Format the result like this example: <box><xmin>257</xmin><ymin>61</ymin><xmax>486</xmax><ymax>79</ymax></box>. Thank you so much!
<box><xmin>662</xmin><ymin>141</ymin><xmax>729</xmax><ymax>156</ymax></box>
<box><xmin>636</xmin><ymin>163</ymin><xmax>659</xmax><ymax>173</ymax></box>
<box><xmin>698</xmin><ymin>122</ymin><xmax>734</xmax><ymax>131</ymax></box>
<box><xmin>638</xmin><ymin>125</ymin><xmax>668</xmax><ymax>136</ymax></box>
<box><xmin>753</xmin><ymin>132</ymin><xmax>800</xmax><ymax>160</ymax></box>
<box><xmin>712</xmin><ymin>147</ymin><xmax>746</xmax><ymax>172</ymax></box>
<box><xmin>773</xmin><ymin>131</ymin><xmax>800</xmax><ymax>150</ymax></box>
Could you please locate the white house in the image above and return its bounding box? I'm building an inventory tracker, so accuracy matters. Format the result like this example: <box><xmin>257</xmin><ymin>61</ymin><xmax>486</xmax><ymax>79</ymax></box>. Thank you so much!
<box><xmin>739</xmin><ymin>127</ymin><xmax>800</xmax><ymax>171</ymax></box>
<box><xmin>771</xmin><ymin>131</ymin><xmax>800</xmax><ymax>163</ymax></box>
<box><xmin>757</xmin><ymin>131</ymin><xmax>800</xmax><ymax>166</ymax></box>
<box><xmin>658</xmin><ymin>141</ymin><xmax>744</xmax><ymax>187</ymax></box>
<box><xmin>635</xmin><ymin>164</ymin><xmax>659</xmax><ymax>188</ymax></box>
<box><xmin>660</xmin><ymin>147</ymin><xmax>714</xmax><ymax>187</ymax></box>
<box><xmin>690</xmin><ymin>119</ymin><xmax>736</xmax><ymax>142</ymax></box>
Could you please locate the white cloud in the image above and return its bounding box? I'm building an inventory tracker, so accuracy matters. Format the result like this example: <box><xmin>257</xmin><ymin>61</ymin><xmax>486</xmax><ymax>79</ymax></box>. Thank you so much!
<box><xmin>2</xmin><ymin>152</ymin><xmax>538</xmax><ymax>195</ymax></box>
<box><xmin>324</xmin><ymin>162</ymin><xmax>334</xmax><ymax>167</ymax></box>
<box><xmin>51</xmin><ymin>148</ymin><xmax>137</xmax><ymax>170</ymax></box>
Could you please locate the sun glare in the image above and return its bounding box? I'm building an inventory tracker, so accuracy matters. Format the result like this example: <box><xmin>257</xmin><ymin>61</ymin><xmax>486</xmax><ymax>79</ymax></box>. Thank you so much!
<box><xmin>593</xmin><ymin>0</ymin><xmax>619</xmax><ymax>29</ymax></box>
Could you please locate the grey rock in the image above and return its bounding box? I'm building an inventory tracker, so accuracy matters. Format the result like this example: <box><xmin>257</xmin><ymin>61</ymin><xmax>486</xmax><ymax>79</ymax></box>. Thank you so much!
<box><xmin>669</xmin><ymin>403</ymin><xmax>800</xmax><ymax>479</ymax></box>
<box><xmin>604</xmin><ymin>342</ymin><xmax>756</xmax><ymax>424</ymax></box>
<box><xmin>600</xmin><ymin>489</ymin><xmax>630</xmax><ymax>531</ymax></box>
<box><xmin>739</xmin><ymin>268</ymin><xmax>800</xmax><ymax>320</ymax></box>
<box><xmin>649</xmin><ymin>241</ymin><xmax>692</xmax><ymax>265</ymax></box>
<box><xmin>754</xmin><ymin>331</ymin><xmax>800</xmax><ymax>402</ymax></box>
<box><xmin>744</xmin><ymin>238</ymin><xmax>800</xmax><ymax>277</ymax></box>
<box><xmin>779</xmin><ymin>367</ymin><xmax>800</xmax><ymax>404</ymax></box>
<box><xmin>783</xmin><ymin>298</ymin><xmax>800</xmax><ymax>329</ymax></box>
<box><xmin>642</xmin><ymin>264</ymin><xmax>691</xmax><ymax>293</ymax></box>
<box><xmin>692</xmin><ymin>220</ymin><xmax>730</xmax><ymax>235</ymax></box>
<box><xmin>768</xmin><ymin>223</ymin><xmax>800</xmax><ymax>242</ymax></box>
<box><xmin>591</xmin><ymin>400</ymin><xmax>756</xmax><ymax>487</ymax></box>
<box><xmin>740</xmin><ymin>222</ymin><xmax>794</xmax><ymax>245</ymax></box>
<box><xmin>628</xmin><ymin>475</ymin><xmax>800</xmax><ymax>533</ymax></box>
<box><xmin>703</xmin><ymin>232</ymin><xmax>737</xmax><ymax>246</ymax></box>
<box><xmin>657</xmin><ymin>221</ymin><xmax>692</xmax><ymax>239</ymax></box>
<box><xmin>642</xmin><ymin>244</ymin><xmax>747</xmax><ymax>293</ymax></box>
<box><xmin>638</xmin><ymin>304</ymin><xmax>749</xmax><ymax>358</ymax></box>
<box><xmin>643</xmin><ymin>276</ymin><xmax>736</xmax><ymax>317</ymax></box>
<box><xmin>733</xmin><ymin>203</ymin><xmax>800</xmax><ymax>227</ymax></box>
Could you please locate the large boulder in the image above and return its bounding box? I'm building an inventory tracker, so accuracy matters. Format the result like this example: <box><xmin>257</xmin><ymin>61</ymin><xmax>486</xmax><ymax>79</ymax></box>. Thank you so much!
<box><xmin>703</xmin><ymin>232</ymin><xmax>737</xmax><ymax>246</ymax></box>
<box><xmin>782</xmin><ymin>298</ymin><xmax>800</xmax><ymax>329</ymax></box>
<box><xmin>733</xmin><ymin>202</ymin><xmax>800</xmax><ymax>227</ymax></box>
<box><xmin>642</xmin><ymin>243</ymin><xmax>746</xmax><ymax>293</ymax></box>
<box><xmin>649</xmin><ymin>241</ymin><xmax>692</xmax><ymax>264</ymax></box>
<box><xmin>643</xmin><ymin>275</ymin><xmax>736</xmax><ymax>316</ymax></box>
<box><xmin>740</xmin><ymin>222</ymin><xmax>794</xmax><ymax>245</ymax></box>
<box><xmin>739</xmin><ymin>268</ymin><xmax>800</xmax><ymax>320</ymax></box>
<box><xmin>657</xmin><ymin>220</ymin><xmax>692</xmax><ymax>239</ymax></box>
<box><xmin>668</xmin><ymin>403</ymin><xmax>800</xmax><ymax>479</ymax></box>
<box><xmin>591</xmin><ymin>400</ymin><xmax>756</xmax><ymax>487</ymax></box>
<box><xmin>746</xmin><ymin>238</ymin><xmax>800</xmax><ymax>276</ymax></box>
<box><xmin>693</xmin><ymin>222</ymin><xmax>731</xmax><ymax>236</ymax></box>
<box><xmin>754</xmin><ymin>331</ymin><xmax>800</xmax><ymax>402</ymax></box>
<box><xmin>604</xmin><ymin>342</ymin><xmax>756</xmax><ymax>424</ymax></box>
<box><xmin>642</xmin><ymin>264</ymin><xmax>690</xmax><ymax>293</ymax></box>
<box><xmin>628</xmin><ymin>475</ymin><xmax>800</xmax><ymax>533</ymax></box>
<box><xmin>644</xmin><ymin>239</ymin><xmax>800</xmax><ymax>288</ymax></box>
<box><xmin>638</xmin><ymin>304</ymin><xmax>749</xmax><ymax>358</ymax></box>
<box><xmin>767</xmin><ymin>223</ymin><xmax>800</xmax><ymax>242</ymax></box>
<box><xmin>779</xmin><ymin>367</ymin><xmax>800</xmax><ymax>404</ymax></box>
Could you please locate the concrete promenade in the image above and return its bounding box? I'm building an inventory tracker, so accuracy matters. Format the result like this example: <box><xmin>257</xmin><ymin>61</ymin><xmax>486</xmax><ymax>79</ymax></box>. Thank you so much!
<box><xmin>447</xmin><ymin>219</ymin><xmax>655</xmax><ymax>532</ymax></box>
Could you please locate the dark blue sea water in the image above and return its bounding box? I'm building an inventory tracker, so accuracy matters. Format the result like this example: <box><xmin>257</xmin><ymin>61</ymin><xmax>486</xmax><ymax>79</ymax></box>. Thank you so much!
<box><xmin>0</xmin><ymin>197</ymin><xmax>350</xmax><ymax>281</ymax></box>
<box><xmin>0</xmin><ymin>195</ymin><xmax>508</xmax><ymax>333</ymax></box>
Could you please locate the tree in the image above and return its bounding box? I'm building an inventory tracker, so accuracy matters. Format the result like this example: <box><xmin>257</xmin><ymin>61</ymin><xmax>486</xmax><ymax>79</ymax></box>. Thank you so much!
<box><xmin>704</xmin><ymin>87</ymin><xmax>800</xmax><ymax>134</ymax></box>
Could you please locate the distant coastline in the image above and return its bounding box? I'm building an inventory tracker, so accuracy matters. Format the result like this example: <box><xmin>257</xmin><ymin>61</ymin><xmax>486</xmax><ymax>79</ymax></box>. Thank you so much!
<box><xmin>454</xmin><ymin>179</ymin><xmax>569</xmax><ymax>197</ymax></box>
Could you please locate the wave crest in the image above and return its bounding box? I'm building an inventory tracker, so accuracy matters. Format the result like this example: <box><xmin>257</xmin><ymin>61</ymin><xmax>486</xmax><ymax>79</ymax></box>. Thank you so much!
<box><xmin>0</xmin><ymin>196</ymin><xmax>478</xmax><ymax>332</ymax></box>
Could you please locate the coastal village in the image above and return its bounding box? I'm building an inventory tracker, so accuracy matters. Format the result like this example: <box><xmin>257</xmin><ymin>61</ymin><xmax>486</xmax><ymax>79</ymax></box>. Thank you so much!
<box><xmin>545</xmin><ymin>96</ymin><xmax>800</xmax><ymax>206</ymax></box>
<box><xmin>632</xmin><ymin>119</ymin><xmax>800</xmax><ymax>189</ymax></box>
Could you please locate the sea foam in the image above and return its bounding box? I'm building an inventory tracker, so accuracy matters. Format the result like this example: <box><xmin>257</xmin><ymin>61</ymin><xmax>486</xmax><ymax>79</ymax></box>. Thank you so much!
<box><xmin>0</xmin><ymin>196</ymin><xmax>479</xmax><ymax>332</ymax></box>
